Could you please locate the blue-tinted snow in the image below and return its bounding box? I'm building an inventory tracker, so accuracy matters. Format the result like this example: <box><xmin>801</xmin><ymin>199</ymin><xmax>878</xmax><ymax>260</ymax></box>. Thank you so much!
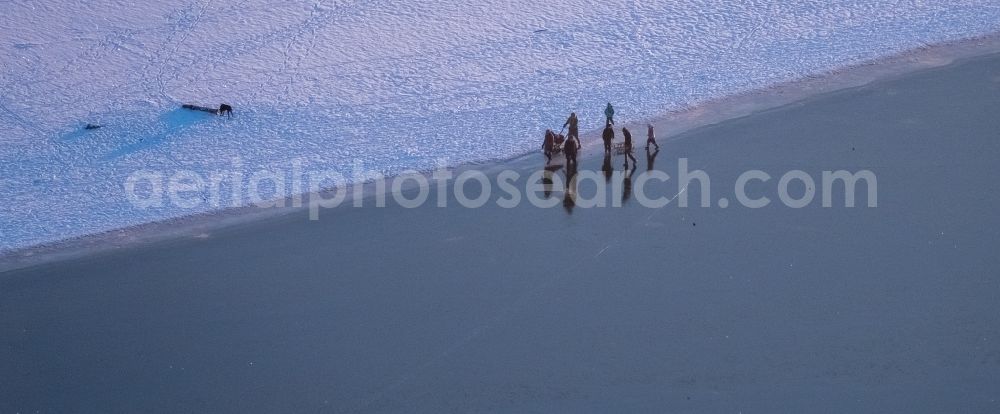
<box><xmin>1</xmin><ymin>1</ymin><xmax>999</xmax><ymax>251</ymax></box>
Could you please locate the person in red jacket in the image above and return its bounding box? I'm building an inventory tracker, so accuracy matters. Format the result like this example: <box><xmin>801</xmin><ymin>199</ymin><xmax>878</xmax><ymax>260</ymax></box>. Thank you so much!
<box><xmin>542</xmin><ymin>129</ymin><xmax>556</xmax><ymax>164</ymax></box>
<box><xmin>646</xmin><ymin>124</ymin><xmax>659</xmax><ymax>150</ymax></box>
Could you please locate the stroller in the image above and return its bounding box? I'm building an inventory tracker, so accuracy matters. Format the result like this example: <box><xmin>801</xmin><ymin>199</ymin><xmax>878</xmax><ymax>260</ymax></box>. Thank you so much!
<box><xmin>552</xmin><ymin>133</ymin><xmax>566</xmax><ymax>154</ymax></box>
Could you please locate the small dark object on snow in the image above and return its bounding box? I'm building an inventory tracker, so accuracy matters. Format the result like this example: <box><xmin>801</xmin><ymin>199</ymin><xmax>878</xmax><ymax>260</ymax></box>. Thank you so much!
<box><xmin>182</xmin><ymin>103</ymin><xmax>233</xmax><ymax>118</ymax></box>
<box><xmin>84</xmin><ymin>123</ymin><xmax>102</xmax><ymax>130</ymax></box>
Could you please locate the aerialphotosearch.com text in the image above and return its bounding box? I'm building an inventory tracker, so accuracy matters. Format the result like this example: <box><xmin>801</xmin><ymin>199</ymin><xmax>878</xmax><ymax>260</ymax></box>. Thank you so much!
<box><xmin>123</xmin><ymin>157</ymin><xmax>878</xmax><ymax>219</ymax></box>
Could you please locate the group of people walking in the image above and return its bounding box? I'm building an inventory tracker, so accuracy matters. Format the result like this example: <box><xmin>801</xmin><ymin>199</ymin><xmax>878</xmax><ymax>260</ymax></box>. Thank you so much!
<box><xmin>543</xmin><ymin>103</ymin><xmax>660</xmax><ymax>168</ymax></box>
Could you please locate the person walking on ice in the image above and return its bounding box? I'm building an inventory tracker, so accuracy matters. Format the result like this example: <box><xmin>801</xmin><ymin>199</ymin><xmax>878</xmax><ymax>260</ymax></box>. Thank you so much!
<box><xmin>602</xmin><ymin>122</ymin><xmax>615</xmax><ymax>153</ymax></box>
<box><xmin>563</xmin><ymin>112</ymin><xmax>580</xmax><ymax>142</ymax></box>
<box><xmin>622</xmin><ymin>127</ymin><xmax>637</xmax><ymax>168</ymax></box>
<box><xmin>605</xmin><ymin>103</ymin><xmax>615</xmax><ymax>125</ymax></box>
<box><xmin>646</xmin><ymin>124</ymin><xmax>659</xmax><ymax>150</ymax></box>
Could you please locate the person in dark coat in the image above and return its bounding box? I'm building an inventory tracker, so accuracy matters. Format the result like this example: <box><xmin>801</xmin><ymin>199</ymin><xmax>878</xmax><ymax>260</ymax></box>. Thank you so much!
<box><xmin>563</xmin><ymin>112</ymin><xmax>580</xmax><ymax>142</ymax></box>
<box><xmin>605</xmin><ymin>103</ymin><xmax>615</xmax><ymax>125</ymax></box>
<box><xmin>564</xmin><ymin>134</ymin><xmax>580</xmax><ymax>166</ymax></box>
<box><xmin>602</xmin><ymin>122</ymin><xmax>614</xmax><ymax>153</ymax></box>
<box><xmin>622</xmin><ymin>127</ymin><xmax>637</xmax><ymax>167</ymax></box>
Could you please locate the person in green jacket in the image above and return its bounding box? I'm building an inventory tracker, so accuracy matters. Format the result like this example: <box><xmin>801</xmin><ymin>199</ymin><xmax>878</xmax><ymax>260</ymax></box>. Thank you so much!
<box><xmin>604</xmin><ymin>103</ymin><xmax>615</xmax><ymax>125</ymax></box>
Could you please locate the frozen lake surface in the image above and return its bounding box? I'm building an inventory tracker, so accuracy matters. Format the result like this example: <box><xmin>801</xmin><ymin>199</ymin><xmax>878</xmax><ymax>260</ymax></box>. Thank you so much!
<box><xmin>3</xmin><ymin>52</ymin><xmax>1000</xmax><ymax>412</ymax></box>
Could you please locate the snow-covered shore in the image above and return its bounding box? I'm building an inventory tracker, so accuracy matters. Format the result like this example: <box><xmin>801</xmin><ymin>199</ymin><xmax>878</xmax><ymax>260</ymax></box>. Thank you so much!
<box><xmin>3</xmin><ymin>1</ymin><xmax>1000</xmax><ymax>252</ymax></box>
<box><xmin>1</xmin><ymin>34</ymin><xmax>997</xmax><ymax>273</ymax></box>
